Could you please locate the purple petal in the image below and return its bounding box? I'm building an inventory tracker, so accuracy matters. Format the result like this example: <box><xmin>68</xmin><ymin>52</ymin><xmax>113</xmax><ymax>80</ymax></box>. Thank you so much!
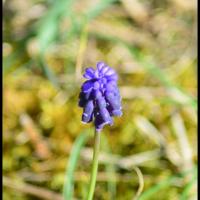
<box><xmin>93</xmin><ymin>81</ymin><xmax>100</xmax><ymax>90</ymax></box>
<box><xmin>94</xmin><ymin>70</ymin><xmax>99</xmax><ymax>78</ymax></box>
<box><xmin>105</xmin><ymin>68</ymin><xmax>115</xmax><ymax>76</ymax></box>
<box><xmin>113</xmin><ymin>88</ymin><xmax>121</xmax><ymax>99</ymax></box>
<box><xmin>101</xmin><ymin>78</ymin><xmax>107</xmax><ymax>84</ymax></box>
<box><xmin>105</xmin><ymin>92</ymin><xmax>121</xmax><ymax>110</ymax></box>
<box><xmin>82</xmin><ymin>100</ymin><xmax>94</xmax><ymax>123</ymax></box>
<box><xmin>97</xmin><ymin>61</ymin><xmax>106</xmax><ymax>71</ymax></box>
<box><xmin>112</xmin><ymin>109</ymin><xmax>122</xmax><ymax>116</ymax></box>
<box><xmin>78</xmin><ymin>99</ymin><xmax>86</xmax><ymax>107</ymax></box>
<box><xmin>105</xmin><ymin>83</ymin><xmax>115</xmax><ymax>92</ymax></box>
<box><xmin>93</xmin><ymin>90</ymin><xmax>102</xmax><ymax>99</ymax></box>
<box><xmin>106</xmin><ymin>74</ymin><xmax>118</xmax><ymax>81</ymax></box>
<box><xmin>83</xmin><ymin>67</ymin><xmax>95</xmax><ymax>79</ymax></box>
<box><xmin>96</xmin><ymin>96</ymin><xmax>107</xmax><ymax>109</ymax></box>
<box><xmin>79</xmin><ymin>91</ymin><xmax>91</xmax><ymax>100</ymax></box>
<box><xmin>99</xmin><ymin>108</ymin><xmax>112</xmax><ymax>122</ymax></box>
<box><xmin>78</xmin><ymin>92</ymin><xmax>90</xmax><ymax>107</ymax></box>
<box><xmin>82</xmin><ymin>80</ymin><xmax>94</xmax><ymax>92</ymax></box>
<box><xmin>94</xmin><ymin>109</ymin><xmax>113</xmax><ymax>132</ymax></box>
<box><xmin>107</xmin><ymin>103</ymin><xmax>122</xmax><ymax>117</ymax></box>
<box><xmin>100</xmin><ymin>66</ymin><xmax>110</xmax><ymax>75</ymax></box>
<box><xmin>108</xmin><ymin>80</ymin><xmax>117</xmax><ymax>86</ymax></box>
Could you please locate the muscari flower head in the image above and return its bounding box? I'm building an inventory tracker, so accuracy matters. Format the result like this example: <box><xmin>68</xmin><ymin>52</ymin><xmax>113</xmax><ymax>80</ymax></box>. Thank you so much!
<box><xmin>78</xmin><ymin>61</ymin><xmax>122</xmax><ymax>132</ymax></box>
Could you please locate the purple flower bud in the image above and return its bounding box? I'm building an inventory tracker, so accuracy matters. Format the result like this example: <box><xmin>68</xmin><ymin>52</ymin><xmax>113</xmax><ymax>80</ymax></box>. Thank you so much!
<box><xmin>93</xmin><ymin>90</ymin><xmax>102</xmax><ymax>99</ymax></box>
<box><xmin>105</xmin><ymin>68</ymin><xmax>115</xmax><ymax>76</ymax></box>
<box><xmin>94</xmin><ymin>110</ymin><xmax>113</xmax><ymax>132</ymax></box>
<box><xmin>97</xmin><ymin>61</ymin><xmax>105</xmax><ymax>71</ymax></box>
<box><xmin>78</xmin><ymin>61</ymin><xmax>122</xmax><ymax>132</ymax></box>
<box><xmin>96</xmin><ymin>96</ymin><xmax>107</xmax><ymax>109</ymax></box>
<box><xmin>82</xmin><ymin>80</ymin><xmax>94</xmax><ymax>92</ymax></box>
<box><xmin>82</xmin><ymin>100</ymin><xmax>94</xmax><ymax>123</ymax></box>
<box><xmin>83</xmin><ymin>67</ymin><xmax>95</xmax><ymax>79</ymax></box>
<box><xmin>105</xmin><ymin>92</ymin><xmax>122</xmax><ymax>117</ymax></box>
<box><xmin>100</xmin><ymin>66</ymin><xmax>110</xmax><ymax>75</ymax></box>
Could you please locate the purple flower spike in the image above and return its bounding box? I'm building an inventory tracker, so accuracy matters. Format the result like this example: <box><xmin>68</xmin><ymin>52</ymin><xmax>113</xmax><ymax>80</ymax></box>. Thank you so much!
<box><xmin>78</xmin><ymin>61</ymin><xmax>122</xmax><ymax>132</ymax></box>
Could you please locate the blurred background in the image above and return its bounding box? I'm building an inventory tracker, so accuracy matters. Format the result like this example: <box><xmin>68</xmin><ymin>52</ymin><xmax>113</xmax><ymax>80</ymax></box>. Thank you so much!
<box><xmin>3</xmin><ymin>0</ymin><xmax>197</xmax><ymax>199</ymax></box>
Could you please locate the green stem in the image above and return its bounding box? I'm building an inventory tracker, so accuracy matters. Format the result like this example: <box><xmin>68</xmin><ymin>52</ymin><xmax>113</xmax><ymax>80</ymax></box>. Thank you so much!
<box><xmin>86</xmin><ymin>129</ymin><xmax>101</xmax><ymax>200</ymax></box>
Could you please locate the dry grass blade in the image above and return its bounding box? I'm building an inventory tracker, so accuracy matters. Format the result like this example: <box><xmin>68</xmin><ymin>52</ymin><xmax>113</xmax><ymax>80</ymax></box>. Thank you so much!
<box><xmin>81</xmin><ymin>148</ymin><xmax>161</xmax><ymax>169</ymax></box>
<box><xmin>167</xmin><ymin>88</ymin><xmax>196</xmax><ymax>107</ymax></box>
<box><xmin>81</xmin><ymin>147</ymin><xmax>120</xmax><ymax>165</ymax></box>
<box><xmin>74</xmin><ymin>171</ymin><xmax>135</xmax><ymax>182</ymax></box>
<box><xmin>135</xmin><ymin>115</ymin><xmax>166</xmax><ymax>146</ymax></box>
<box><xmin>171</xmin><ymin>112</ymin><xmax>193</xmax><ymax>171</ymax></box>
<box><xmin>120</xmin><ymin>86</ymin><xmax>165</xmax><ymax>100</ymax></box>
<box><xmin>75</xmin><ymin>22</ymin><xmax>89</xmax><ymax>82</ymax></box>
<box><xmin>121</xmin><ymin>0</ymin><xmax>149</xmax><ymax>24</ymax></box>
<box><xmin>118</xmin><ymin>149</ymin><xmax>161</xmax><ymax>169</ymax></box>
<box><xmin>20</xmin><ymin>113</ymin><xmax>51</xmax><ymax>159</ymax></box>
<box><xmin>169</xmin><ymin>0</ymin><xmax>197</xmax><ymax>11</ymax></box>
<box><xmin>3</xmin><ymin>176</ymin><xmax>64</xmax><ymax>200</ymax></box>
<box><xmin>132</xmin><ymin>167</ymin><xmax>144</xmax><ymax>200</ymax></box>
<box><xmin>90</xmin><ymin>20</ymin><xmax>154</xmax><ymax>47</ymax></box>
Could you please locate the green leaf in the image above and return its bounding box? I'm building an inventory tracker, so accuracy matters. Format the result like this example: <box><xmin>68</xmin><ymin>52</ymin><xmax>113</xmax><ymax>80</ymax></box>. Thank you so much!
<box><xmin>38</xmin><ymin>57</ymin><xmax>60</xmax><ymax>89</ymax></box>
<box><xmin>101</xmin><ymin>134</ymin><xmax>117</xmax><ymax>200</ymax></box>
<box><xmin>180</xmin><ymin>169</ymin><xmax>197</xmax><ymax>200</ymax></box>
<box><xmin>63</xmin><ymin>130</ymin><xmax>91</xmax><ymax>200</ymax></box>
<box><xmin>85</xmin><ymin>0</ymin><xmax>118</xmax><ymax>20</ymax></box>
<box><xmin>36</xmin><ymin>0</ymin><xmax>78</xmax><ymax>54</ymax></box>
<box><xmin>138</xmin><ymin>167</ymin><xmax>197</xmax><ymax>200</ymax></box>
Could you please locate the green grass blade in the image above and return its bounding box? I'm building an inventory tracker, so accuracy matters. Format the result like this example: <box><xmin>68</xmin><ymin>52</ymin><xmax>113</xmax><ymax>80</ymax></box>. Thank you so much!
<box><xmin>138</xmin><ymin>177</ymin><xmax>174</xmax><ymax>200</ymax></box>
<box><xmin>85</xmin><ymin>0</ymin><xmax>118</xmax><ymax>20</ymax></box>
<box><xmin>38</xmin><ymin>57</ymin><xmax>60</xmax><ymax>89</ymax></box>
<box><xmin>3</xmin><ymin>40</ymin><xmax>28</xmax><ymax>75</ymax></box>
<box><xmin>138</xmin><ymin>167</ymin><xmax>197</xmax><ymax>200</ymax></box>
<box><xmin>90</xmin><ymin>32</ymin><xmax>197</xmax><ymax>108</ymax></box>
<box><xmin>63</xmin><ymin>130</ymin><xmax>90</xmax><ymax>200</ymax></box>
<box><xmin>180</xmin><ymin>169</ymin><xmax>197</xmax><ymax>200</ymax></box>
<box><xmin>180</xmin><ymin>178</ymin><xmax>197</xmax><ymax>200</ymax></box>
<box><xmin>62</xmin><ymin>0</ymin><xmax>118</xmax><ymax>41</ymax></box>
<box><xmin>36</xmin><ymin>0</ymin><xmax>77</xmax><ymax>54</ymax></box>
<box><xmin>101</xmin><ymin>134</ymin><xmax>117</xmax><ymax>200</ymax></box>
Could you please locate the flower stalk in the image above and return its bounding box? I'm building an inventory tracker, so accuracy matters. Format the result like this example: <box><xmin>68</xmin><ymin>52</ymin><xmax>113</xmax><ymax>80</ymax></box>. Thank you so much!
<box><xmin>86</xmin><ymin>129</ymin><xmax>101</xmax><ymax>200</ymax></box>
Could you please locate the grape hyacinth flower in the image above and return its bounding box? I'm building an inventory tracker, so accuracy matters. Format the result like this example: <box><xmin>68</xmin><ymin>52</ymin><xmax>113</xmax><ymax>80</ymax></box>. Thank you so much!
<box><xmin>79</xmin><ymin>61</ymin><xmax>122</xmax><ymax>132</ymax></box>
